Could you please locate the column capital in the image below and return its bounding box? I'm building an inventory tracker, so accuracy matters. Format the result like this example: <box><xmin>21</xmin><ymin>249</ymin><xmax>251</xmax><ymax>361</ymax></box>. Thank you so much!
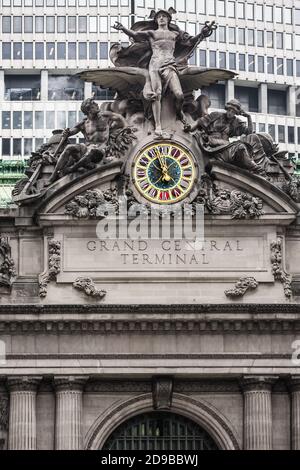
<box><xmin>7</xmin><ymin>376</ymin><xmax>42</xmax><ymax>392</ymax></box>
<box><xmin>240</xmin><ymin>375</ymin><xmax>278</xmax><ymax>392</ymax></box>
<box><xmin>287</xmin><ymin>375</ymin><xmax>300</xmax><ymax>392</ymax></box>
<box><xmin>54</xmin><ymin>376</ymin><xmax>87</xmax><ymax>392</ymax></box>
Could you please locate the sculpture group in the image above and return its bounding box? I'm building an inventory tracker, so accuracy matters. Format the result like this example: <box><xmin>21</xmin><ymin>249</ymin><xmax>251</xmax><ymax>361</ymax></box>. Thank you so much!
<box><xmin>12</xmin><ymin>7</ymin><xmax>299</xmax><ymax>204</ymax></box>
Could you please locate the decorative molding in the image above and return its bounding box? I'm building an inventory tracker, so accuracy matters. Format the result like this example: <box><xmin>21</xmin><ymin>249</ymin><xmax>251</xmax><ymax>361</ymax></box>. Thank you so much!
<box><xmin>0</xmin><ymin>236</ymin><xmax>16</xmax><ymax>292</ymax></box>
<box><xmin>225</xmin><ymin>277</ymin><xmax>259</xmax><ymax>298</ymax></box>
<box><xmin>7</xmin><ymin>376</ymin><xmax>42</xmax><ymax>392</ymax></box>
<box><xmin>64</xmin><ymin>188</ymin><xmax>119</xmax><ymax>219</ymax></box>
<box><xmin>194</xmin><ymin>174</ymin><xmax>264</xmax><ymax>219</ymax></box>
<box><xmin>54</xmin><ymin>376</ymin><xmax>87</xmax><ymax>392</ymax></box>
<box><xmin>73</xmin><ymin>277</ymin><xmax>106</xmax><ymax>299</ymax></box>
<box><xmin>39</xmin><ymin>239</ymin><xmax>61</xmax><ymax>298</ymax></box>
<box><xmin>270</xmin><ymin>238</ymin><xmax>292</xmax><ymax>298</ymax></box>
<box><xmin>152</xmin><ymin>376</ymin><xmax>173</xmax><ymax>410</ymax></box>
<box><xmin>0</xmin><ymin>303</ymin><xmax>299</xmax><ymax>315</ymax></box>
<box><xmin>239</xmin><ymin>375</ymin><xmax>278</xmax><ymax>392</ymax></box>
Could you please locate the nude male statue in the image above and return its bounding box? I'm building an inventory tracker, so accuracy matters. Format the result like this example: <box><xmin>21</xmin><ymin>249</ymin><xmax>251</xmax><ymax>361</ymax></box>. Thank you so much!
<box><xmin>48</xmin><ymin>98</ymin><xmax>127</xmax><ymax>184</ymax></box>
<box><xmin>113</xmin><ymin>9</ymin><xmax>216</xmax><ymax>138</ymax></box>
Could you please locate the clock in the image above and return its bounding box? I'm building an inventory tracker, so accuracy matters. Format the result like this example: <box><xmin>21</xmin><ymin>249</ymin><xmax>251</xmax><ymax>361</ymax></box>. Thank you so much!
<box><xmin>132</xmin><ymin>142</ymin><xmax>197</xmax><ymax>204</ymax></box>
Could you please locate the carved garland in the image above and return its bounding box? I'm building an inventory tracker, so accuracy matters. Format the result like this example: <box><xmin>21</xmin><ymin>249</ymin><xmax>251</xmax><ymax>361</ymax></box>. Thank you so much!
<box><xmin>225</xmin><ymin>277</ymin><xmax>259</xmax><ymax>298</ymax></box>
<box><xmin>39</xmin><ymin>239</ymin><xmax>61</xmax><ymax>298</ymax></box>
<box><xmin>270</xmin><ymin>238</ymin><xmax>292</xmax><ymax>298</ymax></box>
<box><xmin>65</xmin><ymin>188</ymin><xmax>119</xmax><ymax>219</ymax></box>
<box><xmin>0</xmin><ymin>236</ymin><xmax>16</xmax><ymax>290</ymax></box>
<box><xmin>73</xmin><ymin>277</ymin><xmax>106</xmax><ymax>300</ymax></box>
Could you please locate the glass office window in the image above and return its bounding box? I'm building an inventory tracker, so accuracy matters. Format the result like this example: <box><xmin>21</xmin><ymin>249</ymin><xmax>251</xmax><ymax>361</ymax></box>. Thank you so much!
<box><xmin>217</xmin><ymin>0</ymin><xmax>225</xmax><ymax>16</ymax></box>
<box><xmin>229</xmin><ymin>28</ymin><xmax>235</xmax><ymax>44</ymax></box>
<box><xmin>57</xmin><ymin>0</ymin><xmax>66</xmax><ymax>5</ymax></box>
<box><xmin>57</xmin><ymin>111</ymin><xmax>66</xmax><ymax>129</ymax></box>
<box><xmin>207</xmin><ymin>0</ymin><xmax>216</xmax><ymax>15</ymax></box>
<box><xmin>25</xmin><ymin>0</ymin><xmax>33</xmax><ymax>4</ymax></box>
<box><xmin>267</xmin><ymin>57</ymin><xmax>274</xmax><ymax>74</ymax></box>
<box><xmin>248</xmin><ymin>55</ymin><xmax>255</xmax><ymax>72</ymax></box>
<box><xmin>46</xmin><ymin>17</ymin><xmax>55</xmax><ymax>33</ymax></box>
<box><xmin>13</xmin><ymin>111</ymin><xmax>22</xmax><ymax>129</ymax></box>
<box><xmin>198</xmin><ymin>0</ymin><xmax>205</xmax><ymax>14</ymax></box>
<box><xmin>258</xmin><ymin>56</ymin><xmax>264</xmax><ymax>73</ymax></box>
<box><xmin>13</xmin><ymin>139</ymin><xmax>22</xmax><ymax>156</ymax></box>
<box><xmin>219</xmin><ymin>52</ymin><xmax>226</xmax><ymax>68</ymax></box>
<box><xmin>229</xmin><ymin>53</ymin><xmax>236</xmax><ymax>70</ymax></box>
<box><xmin>177</xmin><ymin>0</ymin><xmax>186</xmax><ymax>12</ymax></box>
<box><xmin>79</xmin><ymin>43</ymin><xmax>87</xmax><ymax>59</ymax></box>
<box><xmin>90</xmin><ymin>17</ymin><xmax>97</xmax><ymax>33</ymax></box>
<box><xmin>257</xmin><ymin>30</ymin><xmax>264</xmax><ymax>47</ymax></box>
<box><xmin>99</xmin><ymin>42</ymin><xmax>108</xmax><ymax>59</ymax></box>
<box><xmin>25</xmin><ymin>41</ymin><xmax>36</xmax><ymax>60</ymax></box>
<box><xmin>297</xmin><ymin>60</ymin><xmax>300</xmax><ymax>77</ymax></box>
<box><xmin>219</xmin><ymin>26</ymin><xmax>226</xmax><ymax>43</ymax></box>
<box><xmin>35</xmin><ymin>0</ymin><xmax>44</xmax><ymax>5</ymax></box>
<box><xmin>79</xmin><ymin>17</ymin><xmax>87</xmax><ymax>33</ymax></box>
<box><xmin>35</xmin><ymin>111</ymin><xmax>44</xmax><ymax>129</ymax></box>
<box><xmin>24</xmin><ymin>111</ymin><xmax>33</xmax><ymax>129</ymax></box>
<box><xmin>100</xmin><ymin>17</ymin><xmax>108</xmax><ymax>33</ymax></box>
<box><xmin>68</xmin><ymin>17</ymin><xmax>76</xmax><ymax>33</ymax></box>
<box><xmin>47</xmin><ymin>0</ymin><xmax>55</xmax><ymax>5</ymax></box>
<box><xmin>199</xmin><ymin>50</ymin><xmax>206</xmax><ymax>67</ymax></box>
<box><xmin>239</xmin><ymin>54</ymin><xmax>246</xmax><ymax>71</ymax></box>
<box><xmin>256</xmin><ymin>4</ymin><xmax>263</xmax><ymax>21</ymax></box>
<box><xmin>14</xmin><ymin>0</ymin><xmax>22</xmax><ymax>5</ymax></box>
<box><xmin>268</xmin><ymin>124</ymin><xmax>276</xmax><ymax>140</ymax></box>
<box><xmin>57</xmin><ymin>17</ymin><xmax>66</xmax><ymax>33</ymax></box>
<box><xmin>46</xmin><ymin>43</ymin><xmax>55</xmax><ymax>59</ymax></box>
<box><xmin>288</xmin><ymin>127</ymin><xmax>295</xmax><ymax>144</ymax></box>
<box><xmin>2</xmin><ymin>17</ymin><xmax>11</xmax><ymax>33</ymax></box>
<box><xmin>296</xmin><ymin>10</ymin><xmax>300</xmax><ymax>25</ymax></box>
<box><xmin>209</xmin><ymin>29</ymin><xmax>216</xmax><ymax>42</ymax></box>
<box><xmin>266</xmin><ymin>5</ymin><xmax>273</xmax><ymax>22</ymax></box>
<box><xmin>2</xmin><ymin>139</ymin><xmax>10</xmax><ymax>156</ymax></box>
<box><xmin>248</xmin><ymin>30</ymin><xmax>255</xmax><ymax>46</ymax></box>
<box><xmin>237</xmin><ymin>2</ymin><xmax>245</xmax><ymax>19</ymax></box>
<box><xmin>68</xmin><ymin>0</ymin><xmax>76</xmax><ymax>5</ymax></box>
<box><xmin>46</xmin><ymin>111</ymin><xmax>55</xmax><ymax>129</ymax></box>
<box><xmin>228</xmin><ymin>1</ymin><xmax>235</xmax><ymax>18</ymax></box>
<box><xmin>296</xmin><ymin>35</ymin><xmax>300</xmax><ymax>51</ymax></box>
<box><xmin>89</xmin><ymin>42</ymin><xmax>97</xmax><ymax>59</ymax></box>
<box><xmin>276</xmin><ymin>33</ymin><xmax>283</xmax><ymax>49</ymax></box>
<box><xmin>13</xmin><ymin>17</ymin><xmax>22</xmax><ymax>33</ymax></box>
<box><xmin>287</xmin><ymin>59</ymin><xmax>293</xmax><ymax>76</ymax></box>
<box><xmin>35</xmin><ymin>42</ymin><xmax>44</xmax><ymax>59</ymax></box>
<box><xmin>238</xmin><ymin>28</ymin><xmax>245</xmax><ymax>45</ymax></box>
<box><xmin>35</xmin><ymin>138</ymin><xmax>44</xmax><ymax>150</ymax></box>
<box><xmin>267</xmin><ymin>32</ymin><xmax>273</xmax><ymax>48</ymax></box>
<box><xmin>278</xmin><ymin>125</ymin><xmax>285</xmax><ymax>143</ymax></box>
<box><xmin>35</xmin><ymin>17</ymin><xmax>44</xmax><ymax>33</ymax></box>
<box><xmin>285</xmin><ymin>8</ymin><xmax>292</xmax><ymax>24</ymax></box>
<box><xmin>259</xmin><ymin>123</ymin><xmax>266</xmax><ymax>133</ymax></box>
<box><xmin>2</xmin><ymin>111</ymin><xmax>11</xmax><ymax>129</ymax></box>
<box><xmin>275</xmin><ymin>7</ymin><xmax>283</xmax><ymax>23</ymax></box>
<box><xmin>247</xmin><ymin>3</ymin><xmax>254</xmax><ymax>20</ymax></box>
<box><xmin>68</xmin><ymin>111</ymin><xmax>77</xmax><ymax>128</ymax></box>
<box><xmin>209</xmin><ymin>51</ymin><xmax>217</xmax><ymax>67</ymax></box>
<box><xmin>24</xmin><ymin>17</ymin><xmax>33</xmax><ymax>33</ymax></box>
<box><xmin>286</xmin><ymin>34</ymin><xmax>293</xmax><ymax>50</ymax></box>
<box><xmin>57</xmin><ymin>42</ymin><xmax>66</xmax><ymax>59</ymax></box>
<box><xmin>24</xmin><ymin>139</ymin><xmax>33</xmax><ymax>156</ymax></box>
<box><xmin>13</xmin><ymin>43</ymin><xmax>22</xmax><ymax>60</ymax></box>
<box><xmin>277</xmin><ymin>58</ymin><xmax>284</xmax><ymax>75</ymax></box>
<box><xmin>2</xmin><ymin>43</ymin><xmax>11</xmax><ymax>60</ymax></box>
<box><xmin>78</xmin><ymin>0</ymin><xmax>87</xmax><ymax>5</ymax></box>
<box><xmin>68</xmin><ymin>43</ymin><xmax>76</xmax><ymax>59</ymax></box>
<box><xmin>268</xmin><ymin>90</ymin><xmax>286</xmax><ymax>115</ymax></box>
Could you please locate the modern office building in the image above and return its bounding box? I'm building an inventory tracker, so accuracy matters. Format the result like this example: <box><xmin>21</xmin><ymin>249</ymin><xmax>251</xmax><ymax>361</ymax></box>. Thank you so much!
<box><xmin>0</xmin><ymin>0</ymin><xmax>299</xmax><ymax>205</ymax></box>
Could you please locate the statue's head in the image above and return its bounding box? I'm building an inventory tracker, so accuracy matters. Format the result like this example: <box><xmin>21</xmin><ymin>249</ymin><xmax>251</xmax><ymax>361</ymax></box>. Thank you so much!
<box><xmin>225</xmin><ymin>99</ymin><xmax>242</xmax><ymax>120</ymax></box>
<box><xmin>150</xmin><ymin>7</ymin><xmax>176</xmax><ymax>28</ymax></box>
<box><xmin>81</xmin><ymin>98</ymin><xmax>99</xmax><ymax>117</ymax></box>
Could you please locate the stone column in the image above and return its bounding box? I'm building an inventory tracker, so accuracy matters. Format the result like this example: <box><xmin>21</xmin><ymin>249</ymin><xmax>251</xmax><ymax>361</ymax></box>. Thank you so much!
<box><xmin>0</xmin><ymin>383</ymin><xmax>9</xmax><ymax>450</ymax></box>
<box><xmin>40</xmin><ymin>70</ymin><xmax>48</xmax><ymax>101</ymax></box>
<box><xmin>288</xmin><ymin>376</ymin><xmax>300</xmax><ymax>449</ymax></box>
<box><xmin>54</xmin><ymin>377</ymin><xmax>86</xmax><ymax>450</ymax></box>
<box><xmin>241</xmin><ymin>376</ymin><xmax>277</xmax><ymax>450</ymax></box>
<box><xmin>8</xmin><ymin>377</ymin><xmax>41</xmax><ymax>450</ymax></box>
<box><xmin>258</xmin><ymin>83</ymin><xmax>268</xmax><ymax>114</ymax></box>
<box><xmin>225</xmin><ymin>79</ymin><xmax>235</xmax><ymax>103</ymax></box>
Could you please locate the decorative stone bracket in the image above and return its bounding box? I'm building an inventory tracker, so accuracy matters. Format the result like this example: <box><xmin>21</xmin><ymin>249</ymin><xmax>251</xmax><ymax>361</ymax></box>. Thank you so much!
<box><xmin>39</xmin><ymin>239</ymin><xmax>61</xmax><ymax>298</ymax></box>
<box><xmin>73</xmin><ymin>277</ymin><xmax>106</xmax><ymax>300</ymax></box>
<box><xmin>0</xmin><ymin>235</ymin><xmax>16</xmax><ymax>293</ymax></box>
<box><xmin>152</xmin><ymin>376</ymin><xmax>174</xmax><ymax>410</ymax></box>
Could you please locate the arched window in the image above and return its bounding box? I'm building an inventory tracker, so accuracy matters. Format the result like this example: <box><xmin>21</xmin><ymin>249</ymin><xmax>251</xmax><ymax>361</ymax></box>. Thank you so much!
<box><xmin>102</xmin><ymin>411</ymin><xmax>219</xmax><ymax>450</ymax></box>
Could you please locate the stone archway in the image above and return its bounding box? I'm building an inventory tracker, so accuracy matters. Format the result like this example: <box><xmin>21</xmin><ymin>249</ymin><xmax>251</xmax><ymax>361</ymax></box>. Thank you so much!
<box><xmin>84</xmin><ymin>393</ymin><xmax>240</xmax><ymax>450</ymax></box>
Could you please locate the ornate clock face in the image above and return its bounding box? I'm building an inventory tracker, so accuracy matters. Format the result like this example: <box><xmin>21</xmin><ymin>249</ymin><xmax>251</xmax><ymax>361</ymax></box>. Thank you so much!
<box><xmin>133</xmin><ymin>142</ymin><xmax>197</xmax><ymax>204</ymax></box>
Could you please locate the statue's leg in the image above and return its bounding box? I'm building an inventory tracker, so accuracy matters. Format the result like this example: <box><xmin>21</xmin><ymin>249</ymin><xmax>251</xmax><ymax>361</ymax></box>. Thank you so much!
<box><xmin>231</xmin><ymin>143</ymin><xmax>265</xmax><ymax>175</ymax></box>
<box><xmin>47</xmin><ymin>144</ymin><xmax>80</xmax><ymax>184</ymax></box>
<box><xmin>149</xmin><ymin>71</ymin><xmax>162</xmax><ymax>135</ymax></box>
<box><xmin>67</xmin><ymin>146</ymin><xmax>104</xmax><ymax>173</ymax></box>
<box><xmin>168</xmin><ymin>74</ymin><xmax>185</xmax><ymax>123</ymax></box>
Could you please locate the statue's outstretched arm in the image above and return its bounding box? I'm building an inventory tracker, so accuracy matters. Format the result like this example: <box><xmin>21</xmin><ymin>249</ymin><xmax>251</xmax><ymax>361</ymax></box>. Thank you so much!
<box><xmin>113</xmin><ymin>22</ymin><xmax>151</xmax><ymax>42</ymax></box>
